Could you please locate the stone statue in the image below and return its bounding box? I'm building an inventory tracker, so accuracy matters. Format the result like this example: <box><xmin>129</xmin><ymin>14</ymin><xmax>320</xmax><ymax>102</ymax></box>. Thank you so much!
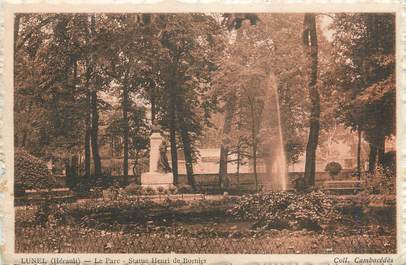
<box><xmin>157</xmin><ymin>139</ymin><xmax>172</xmax><ymax>173</ymax></box>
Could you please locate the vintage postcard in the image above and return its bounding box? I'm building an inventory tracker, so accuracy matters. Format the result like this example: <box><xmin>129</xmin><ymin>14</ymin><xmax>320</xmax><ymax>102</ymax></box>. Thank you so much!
<box><xmin>1</xmin><ymin>1</ymin><xmax>404</xmax><ymax>265</ymax></box>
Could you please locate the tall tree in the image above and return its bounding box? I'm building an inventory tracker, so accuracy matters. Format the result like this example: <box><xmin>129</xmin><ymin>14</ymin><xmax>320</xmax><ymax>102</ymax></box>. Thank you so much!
<box><xmin>329</xmin><ymin>13</ymin><xmax>395</xmax><ymax>173</ymax></box>
<box><xmin>215</xmin><ymin>14</ymin><xmax>309</xmax><ymax>191</ymax></box>
<box><xmin>88</xmin><ymin>15</ymin><xmax>103</xmax><ymax>178</ymax></box>
<box><xmin>157</xmin><ymin>14</ymin><xmax>223</xmax><ymax>189</ymax></box>
<box><xmin>101</xmin><ymin>14</ymin><xmax>156</xmax><ymax>178</ymax></box>
<box><xmin>14</xmin><ymin>14</ymin><xmax>113</xmax><ymax>181</ymax></box>
<box><xmin>302</xmin><ymin>13</ymin><xmax>320</xmax><ymax>187</ymax></box>
<box><xmin>217</xmin><ymin>14</ymin><xmax>257</xmax><ymax>190</ymax></box>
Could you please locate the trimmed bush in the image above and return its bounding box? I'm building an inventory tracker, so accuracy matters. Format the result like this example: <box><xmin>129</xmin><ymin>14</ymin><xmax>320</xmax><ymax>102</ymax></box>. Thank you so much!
<box><xmin>325</xmin><ymin>161</ymin><xmax>342</xmax><ymax>178</ymax></box>
<box><xmin>15</xmin><ymin>148</ymin><xmax>56</xmax><ymax>191</ymax></box>
<box><xmin>144</xmin><ymin>186</ymin><xmax>156</xmax><ymax>195</ymax></box>
<box><xmin>157</xmin><ymin>186</ymin><xmax>165</xmax><ymax>194</ymax></box>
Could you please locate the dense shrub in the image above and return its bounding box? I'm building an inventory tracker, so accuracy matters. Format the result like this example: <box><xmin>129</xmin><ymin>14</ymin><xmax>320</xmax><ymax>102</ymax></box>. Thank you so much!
<box><xmin>178</xmin><ymin>185</ymin><xmax>193</xmax><ymax>194</ymax></box>
<box><xmin>227</xmin><ymin>191</ymin><xmax>342</xmax><ymax>231</ymax></box>
<box><xmin>325</xmin><ymin>161</ymin><xmax>342</xmax><ymax>178</ymax></box>
<box><xmin>15</xmin><ymin>205</ymin><xmax>38</xmax><ymax>224</ymax></box>
<box><xmin>36</xmin><ymin>201</ymin><xmax>51</xmax><ymax>226</ymax></box>
<box><xmin>163</xmin><ymin>198</ymin><xmax>188</xmax><ymax>208</ymax></box>
<box><xmin>123</xmin><ymin>184</ymin><xmax>179</xmax><ymax>196</ymax></box>
<box><xmin>125</xmin><ymin>183</ymin><xmax>143</xmax><ymax>195</ymax></box>
<box><xmin>51</xmin><ymin>197</ymin><xmax>160</xmax><ymax>226</ymax></box>
<box><xmin>364</xmin><ymin>166</ymin><xmax>395</xmax><ymax>195</ymax></box>
<box><xmin>15</xmin><ymin>149</ymin><xmax>56</xmax><ymax>191</ymax></box>
<box><xmin>73</xmin><ymin>197</ymin><xmax>158</xmax><ymax>213</ymax></box>
<box><xmin>71</xmin><ymin>175</ymin><xmax>119</xmax><ymax>195</ymax></box>
<box><xmin>381</xmin><ymin>151</ymin><xmax>395</xmax><ymax>173</ymax></box>
<box><xmin>102</xmin><ymin>186</ymin><xmax>121</xmax><ymax>201</ymax></box>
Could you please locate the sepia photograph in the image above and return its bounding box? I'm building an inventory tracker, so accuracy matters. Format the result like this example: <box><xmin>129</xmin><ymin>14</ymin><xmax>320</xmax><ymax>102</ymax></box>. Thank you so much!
<box><xmin>13</xmin><ymin>12</ymin><xmax>396</xmax><ymax>254</ymax></box>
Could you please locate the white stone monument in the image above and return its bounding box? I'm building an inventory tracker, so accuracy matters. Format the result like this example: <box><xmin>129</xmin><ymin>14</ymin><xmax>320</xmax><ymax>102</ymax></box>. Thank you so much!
<box><xmin>141</xmin><ymin>131</ymin><xmax>174</xmax><ymax>189</ymax></box>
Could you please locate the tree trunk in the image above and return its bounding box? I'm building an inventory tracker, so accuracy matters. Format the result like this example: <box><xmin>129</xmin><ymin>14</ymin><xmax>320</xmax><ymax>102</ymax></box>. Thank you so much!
<box><xmin>248</xmin><ymin>97</ymin><xmax>258</xmax><ymax>192</ymax></box>
<box><xmin>168</xmin><ymin>98</ymin><xmax>179</xmax><ymax>185</ymax></box>
<box><xmin>86</xmin><ymin>15</ymin><xmax>102</xmax><ymax>179</ymax></box>
<box><xmin>122</xmin><ymin>86</ymin><xmax>129</xmax><ymax>178</ymax></box>
<box><xmin>18</xmin><ymin>101</ymin><xmax>33</xmax><ymax>148</ymax></box>
<box><xmin>71</xmin><ymin>154</ymin><xmax>78</xmax><ymax>177</ymax></box>
<box><xmin>219</xmin><ymin>96</ymin><xmax>236</xmax><ymax>190</ymax></box>
<box><xmin>84</xmin><ymin>92</ymin><xmax>91</xmax><ymax>178</ymax></box>
<box><xmin>166</xmin><ymin>58</ymin><xmax>181</xmax><ymax>186</ymax></box>
<box><xmin>84</xmin><ymin>58</ymin><xmax>91</xmax><ymax>178</ymax></box>
<box><xmin>357</xmin><ymin>128</ymin><xmax>362</xmax><ymax>179</ymax></box>
<box><xmin>219</xmin><ymin>146</ymin><xmax>229</xmax><ymax>190</ymax></box>
<box><xmin>64</xmin><ymin>159</ymin><xmax>70</xmax><ymax>178</ymax></box>
<box><xmin>252</xmin><ymin>141</ymin><xmax>258</xmax><ymax>192</ymax></box>
<box><xmin>90</xmin><ymin>90</ymin><xmax>102</xmax><ymax>178</ymax></box>
<box><xmin>236</xmin><ymin>142</ymin><xmax>241</xmax><ymax>189</ymax></box>
<box><xmin>78</xmin><ymin>154</ymin><xmax>82</xmax><ymax>176</ymax></box>
<box><xmin>21</xmin><ymin>132</ymin><xmax>27</xmax><ymax>148</ymax></box>
<box><xmin>84</xmin><ymin>123</ymin><xmax>91</xmax><ymax>177</ymax></box>
<box><xmin>180</xmin><ymin>127</ymin><xmax>196</xmax><ymax>190</ymax></box>
<box><xmin>303</xmin><ymin>13</ymin><xmax>320</xmax><ymax>188</ymax></box>
<box><xmin>377</xmin><ymin>135</ymin><xmax>385</xmax><ymax>167</ymax></box>
<box><xmin>368</xmin><ymin>143</ymin><xmax>377</xmax><ymax>173</ymax></box>
<box><xmin>66</xmin><ymin>155</ymin><xmax>78</xmax><ymax>189</ymax></box>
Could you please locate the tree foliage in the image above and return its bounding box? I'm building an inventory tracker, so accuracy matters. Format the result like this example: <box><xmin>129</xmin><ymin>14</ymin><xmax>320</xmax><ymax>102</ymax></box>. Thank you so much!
<box><xmin>328</xmin><ymin>13</ymin><xmax>395</xmax><ymax>172</ymax></box>
<box><xmin>15</xmin><ymin>13</ymin><xmax>225</xmax><ymax>188</ymax></box>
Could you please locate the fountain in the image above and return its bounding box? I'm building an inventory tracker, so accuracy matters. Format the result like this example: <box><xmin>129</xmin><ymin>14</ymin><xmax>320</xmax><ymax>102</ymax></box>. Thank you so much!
<box><xmin>262</xmin><ymin>74</ymin><xmax>288</xmax><ymax>191</ymax></box>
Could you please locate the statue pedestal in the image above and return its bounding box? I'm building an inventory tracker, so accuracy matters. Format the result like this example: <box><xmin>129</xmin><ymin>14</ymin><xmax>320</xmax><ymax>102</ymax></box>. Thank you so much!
<box><xmin>141</xmin><ymin>132</ymin><xmax>173</xmax><ymax>189</ymax></box>
<box><xmin>149</xmin><ymin>132</ymin><xmax>162</xmax><ymax>173</ymax></box>
<box><xmin>141</xmin><ymin>172</ymin><xmax>173</xmax><ymax>189</ymax></box>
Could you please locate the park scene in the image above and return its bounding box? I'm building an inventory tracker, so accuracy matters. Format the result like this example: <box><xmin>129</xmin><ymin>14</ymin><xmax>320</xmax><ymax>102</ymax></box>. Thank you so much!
<box><xmin>14</xmin><ymin>13</ymin><xmax>396</xmax><ymax>253</ymax></box>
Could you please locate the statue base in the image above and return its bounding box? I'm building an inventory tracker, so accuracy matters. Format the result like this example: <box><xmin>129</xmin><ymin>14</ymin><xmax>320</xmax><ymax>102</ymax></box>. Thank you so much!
<box><xmin>141</xmin><ymin>172</ymin><xmax>174</xmax><ymax>189</ymax></box>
